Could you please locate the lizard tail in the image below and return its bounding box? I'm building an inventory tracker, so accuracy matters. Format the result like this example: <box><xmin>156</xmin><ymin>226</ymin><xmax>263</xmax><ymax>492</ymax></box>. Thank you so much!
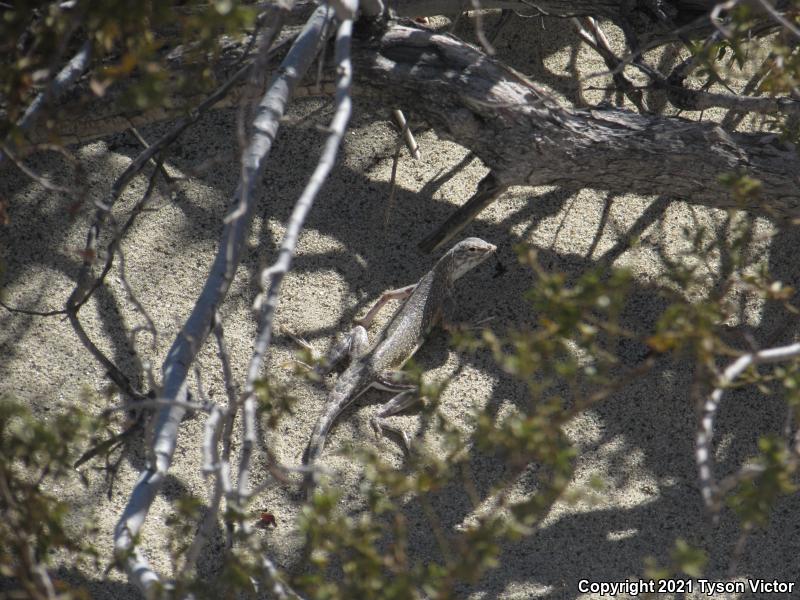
<box><xmin>302</xmin><ymin>367</ymin><xmax>368</xmax><ymax>498</ymax></box>
<box><xmin>301</xmin><ymin>404</ymin><xmax>339</xmax><ymax>497</ymax></box>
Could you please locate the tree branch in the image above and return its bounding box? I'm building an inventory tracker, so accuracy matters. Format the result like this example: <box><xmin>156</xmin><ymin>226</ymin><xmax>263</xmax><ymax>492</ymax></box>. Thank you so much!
<box><xmin>697</xmin><ymin>341</ymin><xmax>800</xmax><ymax>516</ymax></box>
<box><xmin>112</xmin><ymin>5</ymin><xmax>332</xmax><ymax>593</ymax></box>
<box><xmin>1</xmin><ymin>38</ymin><xmax>92</xmax><ymax>165</ymax></box>
<box><xmin>350</xmin><ymin>24</ymin><xmax>800</xmax><ymax>250</ymax></box>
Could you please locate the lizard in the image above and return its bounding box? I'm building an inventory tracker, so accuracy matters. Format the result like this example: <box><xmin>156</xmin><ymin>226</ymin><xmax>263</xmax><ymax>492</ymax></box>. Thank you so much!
<box><xmin>301</xmin><ymin>237</ymin><xmax>497</xmax><ymax>492</ymax></box>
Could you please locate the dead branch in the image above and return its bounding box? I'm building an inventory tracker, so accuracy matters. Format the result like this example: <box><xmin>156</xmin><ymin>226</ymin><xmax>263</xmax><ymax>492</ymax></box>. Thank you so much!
<box><xmin>18</xmin><ymin>1</ymin><xmax>781</xmax><ymax>148</ymax></box>
<box><xmin>242</xmin><ymin>5</ymin><xmax>356</xmax><ymax>504</ymax></box>
<box><xmin>1</xmin><ymin>38</ymin><xmax>92</xmax><ymax>165</ymax></box>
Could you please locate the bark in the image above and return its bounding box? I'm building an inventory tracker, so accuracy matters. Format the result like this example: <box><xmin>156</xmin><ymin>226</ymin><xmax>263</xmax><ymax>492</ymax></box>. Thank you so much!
<box><xmin>390</xmin><ymin>0</ymin><xmax>777</xmax><ymax>46</ymax></box>
<box><xmin>111</xmin><ymin>5</ymin><xmax>332</xmax><ymax>592</ymax></box>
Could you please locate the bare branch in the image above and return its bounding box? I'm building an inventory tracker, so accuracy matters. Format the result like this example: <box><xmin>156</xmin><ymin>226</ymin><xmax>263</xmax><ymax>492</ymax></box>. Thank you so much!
<box><xmin>240</xmin><ymin>10</ymin><xmax>355</xmax><ymax>507</ymax></box>
<box><xmin>351</xmin><ymin>24</ymin><xmax>800</xmax><ymax>251</ymax></box>
<box><xmin>0</xmin><ymin>143</ymin><xmax>76</xmax><ymax>196</ymax></box>
<box><xmin>1</xmin><ymin>38</ymin><xmax>92</xmax><ymax>165</ymax></box>
<box><xmin>391</xmin><ymin>108</ymin><xmax>421</xmax><ymax>159</ymax></box>
<box><xmin>181</xmin><ymin>403</ymin><xmax>228</xmax><ymax>577</ymax></box>
<box><xmin>262</xmin><ymin>555</ymin><xmax>306</xmax><ymax>600</ymax></box>
<box><xmin>572</xmin><ymin>17</ymin><xmax>647</xmax><ymax>112</ymax></box>
<box><xmin>469</xmin><ymin>0</ymin><xmax>497</xmax><ymax>56</ymax></box>
<box><xmin>754</xmin><ymin>0</ymin><xmax>800</xmax><ymax>40</ymax></box>
<box><xmin>247</xmin><ymin>13</ymin><xmax>353</xmax><ymax>387</ymax></box>
<box><xmin>665</xmin><ymin>82</ymin><xmax>800</xmax><ymax>115</ymax></box>
<box><xmin>697</xmin><ymin>341</ymin><xmax>800</xmax><ymax>515</ymax></box>
<box><xmin>112</xmin><ymin>5</ymin><xmax>333</xmax><ymax>593</ymax></box>
<box><xmin>418</xmin><ymin>172</ymin><xmax>508</xmax><ymax>253</ymax></box>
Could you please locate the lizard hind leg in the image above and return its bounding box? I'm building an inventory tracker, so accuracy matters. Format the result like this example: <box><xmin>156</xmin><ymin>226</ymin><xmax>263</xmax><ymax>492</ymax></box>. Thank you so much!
<box><xmin>283</xmin><ymin>325</ymin><xmax>369</xmax><ymax>378</ymax></box>
<box><xmin>326</xmin><ymin>324</ymin><xmax>369</xmax><ymax>368</ymax></box>
<box><xmin>370</xmin><ymin>373</ymin><xmax>420</xmax><ymax>454</ymax></box>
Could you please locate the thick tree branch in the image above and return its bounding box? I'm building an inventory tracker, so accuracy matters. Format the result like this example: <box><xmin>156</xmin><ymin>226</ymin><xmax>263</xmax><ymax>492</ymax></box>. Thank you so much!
<box><xmin>239</xmin><ymin>6</ymin><xmax>355</xmax><ymax>515</ymax></box>
<box><xmin>21</xmin><ymin>1</ymin><xmax>769</xmax><ymax>146</ymax></box>
<box><xmin>1</xmin><ymin>38</ymin><xmax>92</xmax><ymax>165</ymax></box>
<box><xmin>418</xmin><ymin>171</ymin><xmax>507</xmax><ymax>253</ymax></box>
<box><xmin>15</xmin><ymin>13</ymin><xmax>800</xmax><ymax>256</ymax></box>
<box><xmin>349</xmin><ymin>24</ymin><xmax>800</xmax><ymax>250</ymax></box>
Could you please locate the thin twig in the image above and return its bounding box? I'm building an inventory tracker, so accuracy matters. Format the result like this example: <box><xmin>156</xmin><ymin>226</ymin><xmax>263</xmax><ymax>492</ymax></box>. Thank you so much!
<box><xmin>469</xmin><ymin>0</ymin><xmax>496</xmax><ymax>56</ymax></box>
<box><xmin>74</xmin><ymin>419</ymin><xmax>143</xmax><ymax>468</ymax></box>
<box><xmin>572</xmin><ymin>17</ymin><xmax>647</xmax><ymax>112</ymax></box>
<box><xmin>755</xmin><ymin>0</ymin><xmax>800</xmax><ymax>40</ymax></box>
<box><xmin>383</xmin><ymin>138</ymin><xmax>404</xmax><ymax>227</ymax></box>
<box><xmin>391</xmin><ymin>109</ymin><xmax>421</xmax><ymax>160</ymax></box>
<box><xmin>0</xmin><ymin>143</ymin><xmax>76</xmax><ymax>196</ymax></box>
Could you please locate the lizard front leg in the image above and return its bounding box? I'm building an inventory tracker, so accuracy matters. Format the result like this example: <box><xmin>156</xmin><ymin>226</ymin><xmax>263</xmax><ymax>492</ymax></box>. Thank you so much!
<box><xmin>354</xmin><ymin>284</ymin><xmax>417</xmax><ymax>329</ymax></box>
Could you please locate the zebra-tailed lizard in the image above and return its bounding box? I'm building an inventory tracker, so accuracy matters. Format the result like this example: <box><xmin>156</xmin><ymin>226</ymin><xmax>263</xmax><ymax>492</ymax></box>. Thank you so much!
<box><xmin>299</xmin><ymin>237</ymin><xmax>497</xmax><ymax>492</ymax></box>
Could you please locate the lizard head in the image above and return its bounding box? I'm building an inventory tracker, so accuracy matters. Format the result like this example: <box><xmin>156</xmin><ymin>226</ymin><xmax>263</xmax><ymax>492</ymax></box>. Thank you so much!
<box><xmin>444</xmin><ymin>237</ymin><xmax>497</xmax><ymax>281</ymax></box>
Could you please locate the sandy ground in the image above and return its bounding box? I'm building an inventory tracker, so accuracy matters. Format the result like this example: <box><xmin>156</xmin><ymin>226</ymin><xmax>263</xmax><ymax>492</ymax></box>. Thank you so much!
<box><xmin>2</xmin><ymin>13</ymin><xmax>800</xmax><ymax>600</ymax></box>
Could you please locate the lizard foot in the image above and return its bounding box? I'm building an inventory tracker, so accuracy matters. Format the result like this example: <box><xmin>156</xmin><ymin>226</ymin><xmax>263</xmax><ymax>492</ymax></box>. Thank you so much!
<box><xmin>371</xmin><ymin>416</ymin><xmax>412</xmax><ymax>455</ymax></box>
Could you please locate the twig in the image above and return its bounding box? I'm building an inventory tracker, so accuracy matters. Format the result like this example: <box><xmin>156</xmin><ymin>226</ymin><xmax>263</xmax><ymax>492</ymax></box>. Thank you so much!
<box><xmin>665</xmin><ymin>83</ymin><xmax>800</xmax><ymax>116</ymax></box>
<box><xmin>0</xmin><ymin>300</ymin><xmax>66</xmax><ymax>317</ymax></box>
<box><xmin>212</xmin><ymin>311</ymin><xmax>242</xmax><ymax>553</ymax></box>
<box><xmin>62</xmin><ymin>156</ymin><xmax>164</xmax><ymax>408</ymax></box>
<box><xmin>418</xmin><ymin>171</ymin><xmax>508</xmax><ymax>253</ymax></box>
<box><xmin>391</xmin><ymin>109</ymin><xmax>421</xmax><ymax>160</ymax></box>
<box><xmin>383</xmin><ymin>138</ymin><xmax>404</xmax><ymax>227</ymax></box>
<box><xmin>116</xmin><ymin>245</ymin><xmax>158</xmax><ymax>352</ymax></box>
<box><xmin>100</xmin><ymin>397</ymin><xmax>210</xmax><ymax>417</ymax></box>
<box><xmin>755</xmin><ymin>0</ymin><xmax>800</xmax><ymax>40</ymax></box>
<box><xmin>663</xmin><ymin>26</ymin><xmax>800</xmax><ymax>117</ymax></box>
<box><xmin>0</xmin><ymin>143</ymin><xmax>76</xmax><ymax>196</ymax></box>
<box><xmin>721</xmin><ymin>52</ymin><xmax>776</xmax><ymax>129</ymax></box>
<box><xmin>469</xmin><ymin>0</ymin><xmax>496</xmax><ymax>56</ymax></box>
<box><xmin>181</xmin><ymin>403</ymin><xmax>228</xmax><ymax>575</ymax></box>
<box><xmin>127</xmin><ymin>128</ymin><xmax>175</xmax><ymax>184</ymax></box>
<box><xmin>572</xmin><ymin>17</ymin><xmax>647</xmax><ymax>112</ymax></box>
<box><xmin>74</xmin><ymin>419</ymin><xmax>143</xmax><ymax>469</ymax></box>
<box><xmin>67</xmin><ymin>31</ymin><xmax>296</xmax><ymax>320</ymax></box>
<box><xmin>262</xmin><ymin>555</ymin><xmax>305</xmax><ymax>600</ymax></box>
<box><xmin>710</xmin><ymin>0</ymin><xmax>742</xmax><ymax>40</ymax></box>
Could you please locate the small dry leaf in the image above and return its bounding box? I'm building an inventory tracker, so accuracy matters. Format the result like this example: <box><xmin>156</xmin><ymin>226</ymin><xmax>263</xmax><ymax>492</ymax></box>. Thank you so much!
<box><xmin>89</xmin><ymin>77</ymin><xmax>111</xmax><ymax>97</ymax></box>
